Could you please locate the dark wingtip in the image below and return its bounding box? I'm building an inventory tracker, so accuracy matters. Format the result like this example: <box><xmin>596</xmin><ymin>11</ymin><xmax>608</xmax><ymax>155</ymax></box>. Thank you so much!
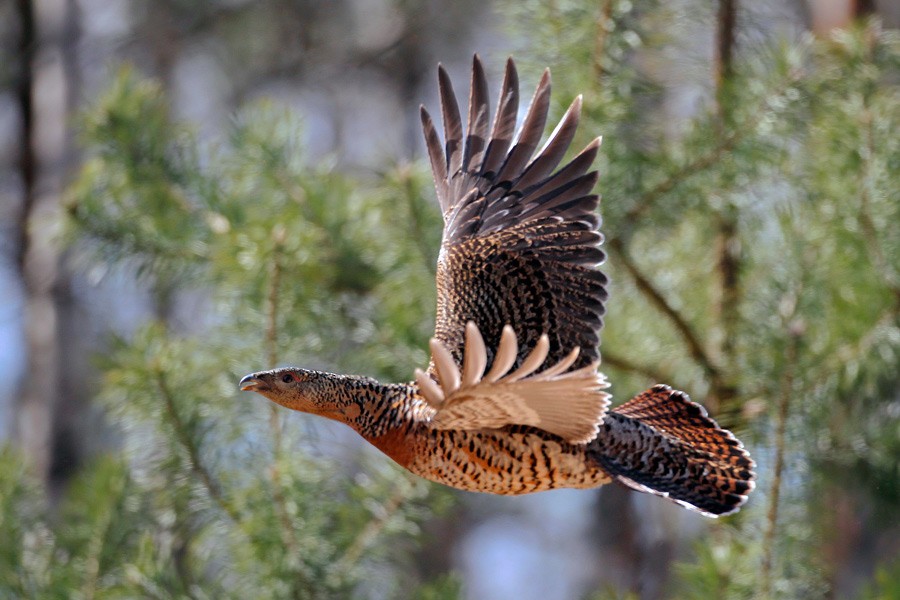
<box><xmin>437</xmin><ymin>65</ymin><xmax>455</xmax><ymax>100</ymax></box>
<box><xmin>472</xmin><ymin>53</ymin><xmax>485</xmax><ymax>77</ymax></box>
<box><xmin>505</xmin><ymin>56</ymin><xmax>518</xmax><ymax>81</ymax></box>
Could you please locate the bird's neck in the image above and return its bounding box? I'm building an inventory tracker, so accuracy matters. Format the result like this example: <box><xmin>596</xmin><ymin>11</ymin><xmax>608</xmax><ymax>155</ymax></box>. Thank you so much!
<box><xmin>341</xmin><ymin>380</ymin><xmax>425</xmax><ymax>467</ymax></box>
<box><xmin>341</xmin><ymin>381</ymin><xmax>417</xmax><ymax>433</ymax></box>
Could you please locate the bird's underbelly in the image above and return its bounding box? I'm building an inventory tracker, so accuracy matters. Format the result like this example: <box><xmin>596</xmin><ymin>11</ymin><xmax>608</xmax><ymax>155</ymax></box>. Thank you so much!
<box><xmin>401</xmin><ymin>426</ymin><xmax>612</xmax><ymax>494</ymax></box>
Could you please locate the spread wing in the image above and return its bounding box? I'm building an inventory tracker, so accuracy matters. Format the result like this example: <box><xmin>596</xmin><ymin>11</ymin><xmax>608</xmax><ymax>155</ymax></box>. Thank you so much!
<box><xmin>415</xmin><ymin>56</ymin><xmax>609</xmax><ymax>439</ymax></box>
<box><xmin>421</xmin><ymin>56</ymin><xmax>607</xmax><ymax>371</ymax></box>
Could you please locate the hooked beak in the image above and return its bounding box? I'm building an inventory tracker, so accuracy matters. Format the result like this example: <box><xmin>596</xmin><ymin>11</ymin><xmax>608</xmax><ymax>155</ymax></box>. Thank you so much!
<box><xmin>239</xmin><ymin>373</ymin><xmax>263</xmax><ymax>391</ymax></box>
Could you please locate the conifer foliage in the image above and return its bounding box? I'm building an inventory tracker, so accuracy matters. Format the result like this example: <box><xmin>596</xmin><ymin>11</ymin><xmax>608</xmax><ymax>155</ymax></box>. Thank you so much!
<box><xmin>0</xmin><ymin>1</ymin><xmax>897</xmax><ymax>598</ymax></box>
<box><xmin>2</xmin><ymin>71</ymin><xmax>452</xmax><ymax>598</ymax></box>
<box><xmin>498</xmin><ymin>1</ymin><xmax>897</xmax><ymax>596</ymax></box>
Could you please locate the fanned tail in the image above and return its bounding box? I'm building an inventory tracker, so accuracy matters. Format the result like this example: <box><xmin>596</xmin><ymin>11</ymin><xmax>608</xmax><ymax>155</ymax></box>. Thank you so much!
<box><xmin>591</xmin><ymin>385</ymin><xmax>756</xmax><ymax>517</ymax></box>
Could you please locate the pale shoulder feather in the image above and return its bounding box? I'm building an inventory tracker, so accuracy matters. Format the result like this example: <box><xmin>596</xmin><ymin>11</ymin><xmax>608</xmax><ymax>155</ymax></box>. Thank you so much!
<box><xmin>415</xmin><ymin>322</ymin><xmax>609</xmax><ymax>444</ymax></box>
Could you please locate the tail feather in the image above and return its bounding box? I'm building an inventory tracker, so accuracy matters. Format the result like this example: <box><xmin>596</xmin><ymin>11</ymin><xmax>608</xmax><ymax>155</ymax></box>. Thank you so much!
<box><xmin>592</xmin><ymin>385</ymin><xmax>756</xmax><ymax>517</ymax></box>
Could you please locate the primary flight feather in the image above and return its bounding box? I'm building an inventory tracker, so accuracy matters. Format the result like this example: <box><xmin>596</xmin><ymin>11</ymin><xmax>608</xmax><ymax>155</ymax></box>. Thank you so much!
<box><xmin>240</xmin><ymin>56</ymin><xmax>755</xmax><ymax>517</ymax></box>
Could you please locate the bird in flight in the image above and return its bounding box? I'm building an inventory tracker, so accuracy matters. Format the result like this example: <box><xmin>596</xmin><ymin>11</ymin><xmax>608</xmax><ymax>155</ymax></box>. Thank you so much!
<box><xmin>240</xmin><ymin>56</ymin><xmax>755</xmax><ymax>516</ymax></box>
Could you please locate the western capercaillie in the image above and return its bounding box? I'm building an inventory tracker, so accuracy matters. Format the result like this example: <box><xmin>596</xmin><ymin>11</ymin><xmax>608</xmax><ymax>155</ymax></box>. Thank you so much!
<box><xmin>241</xmin><ymin>56</ymin><xmax>755</xmax><ymax>517</ymax></box>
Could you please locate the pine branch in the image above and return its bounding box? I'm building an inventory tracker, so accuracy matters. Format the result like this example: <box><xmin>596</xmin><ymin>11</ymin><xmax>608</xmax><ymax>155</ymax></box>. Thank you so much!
<box><xmin>154</xmin><ymin>368</ymin><xmax>239</xmax><ymax>523</ymax></box>
<box><xmin>591</xmin><ymin>0</ymin><xmax>614</xmax><ymax>82</ymax></box>
<box><xmin>858</xmin><ymin>106</ymin><xmax>899</xmax><ymax>293</ymax></box>
<box><xmin>713</xmin><ymin>0</ymin><xmax>741</xmax><ymax>409</ymax></box>
<box><xmin>172</xmin><ymin>535</ymin><xmax>200</xmax><ymax>600</ymax></box>
<box><xmin>827</xmin><ymin>301</ymin><xmax>900</xmax><ymax>376</ymax></box>
<box><xmin>68</xmin><ymin>207</ymin><xmax>208</xmax><ymax>265</ymax></box>
<box><xmin>714</xmin><ymin>0</ymin><xmax>737</xmax><ymax>102</ymax></box>
<box><xmin>714</xmin><ymin>206</ymin><xmax>741</xmax><ymax>402</ymax></box>
<box><xmin>618</xmin><ymin>39</ymin><xmax>802</xmax><ymax>235</ymax></box>
<box><xmin>760</xmin><ymin>318</ymin><xmax>803</xmax><ymax>599</ymax></box>
<box><xmin>617</xmin><ymin>131</ymin><xmax>741</xmax><ymax>230</ymax></box>
<box><xmin>266</xmin><ymin>226</ymin><xmax>286</xmax><ymax>447</ymax></box>
<box><xmin>80</xmin><ymin>496</ymin><xmax>116</xmax><ymax>600</ymax></box>
<box><xmin>608</xmin><ymin>238</ymin><xmax>720</xmax><ymax>384</ymax></box>
<box><xmin>263</xmin><ymin>227</ymin><xmax>309</xmax><ymax>598</ymax></box>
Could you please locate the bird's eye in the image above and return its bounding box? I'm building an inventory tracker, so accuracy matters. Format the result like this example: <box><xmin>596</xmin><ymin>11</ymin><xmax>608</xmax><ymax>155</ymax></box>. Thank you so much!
<box><xmin>281</xmin><ymin>374</ymin><xmax>294</xmax><ymax>384</ymax></box>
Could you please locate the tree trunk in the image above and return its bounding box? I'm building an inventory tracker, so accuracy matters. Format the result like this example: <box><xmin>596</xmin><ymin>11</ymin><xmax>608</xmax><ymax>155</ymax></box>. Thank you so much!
<box><xmin>14</xmin><ymin>0</ymin><xmax>73</xmax><ymax>484</ymax></box>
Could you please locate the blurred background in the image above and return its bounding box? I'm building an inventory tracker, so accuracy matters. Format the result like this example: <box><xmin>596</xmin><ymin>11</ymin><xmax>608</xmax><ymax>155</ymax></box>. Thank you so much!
<box><xmin>1</xmin><ymin>0</ymin><xmax>898</xmax><ymax>598</ymax></box>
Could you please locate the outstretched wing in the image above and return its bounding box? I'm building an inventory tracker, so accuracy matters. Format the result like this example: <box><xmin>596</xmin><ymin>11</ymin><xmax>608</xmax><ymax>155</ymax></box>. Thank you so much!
<box><xmin>420</xmin><ymin>55</ymin><xmax>607</xmax><ymax>375</ymax></box>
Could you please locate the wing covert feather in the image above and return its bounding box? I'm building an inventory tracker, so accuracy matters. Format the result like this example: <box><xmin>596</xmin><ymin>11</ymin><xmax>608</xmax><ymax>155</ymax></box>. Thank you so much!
<box><xmin>419</xmin><ymin>323</ymin><xmax>609</xmax><ymax>444</ymax></box>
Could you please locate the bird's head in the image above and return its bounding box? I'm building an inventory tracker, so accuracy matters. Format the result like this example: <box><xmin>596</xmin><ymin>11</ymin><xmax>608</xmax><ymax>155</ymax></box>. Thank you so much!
<box><xmin>239</xmin><ymin>367</ymin><xmax>363</xmax><ymax>424</ymax></box>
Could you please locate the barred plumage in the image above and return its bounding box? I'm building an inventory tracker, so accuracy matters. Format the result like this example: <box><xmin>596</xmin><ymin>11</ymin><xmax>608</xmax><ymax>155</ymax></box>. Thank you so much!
<box><xmin>240</xmin><ymin>56</ymin><xmax>756</xmax><ymax>517</ymax></box>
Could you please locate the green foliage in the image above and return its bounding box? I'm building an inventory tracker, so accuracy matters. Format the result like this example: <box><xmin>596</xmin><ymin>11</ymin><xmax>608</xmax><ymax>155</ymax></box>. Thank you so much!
<box><xmin>0</xmin><ymin>446</ymin><xmax>47</xmax><ymax>598</ymax></box>
<box><xmin>499</xmin><ymin>1</ymin><xmax>899</xmax><ymax>598</ymax></box>
<box><xmin>410</xmin><ymin>574</ymin><xmax>464</xmax><ymax>600</ymax></box>
<box><xmin>673</xmin><ymin>526</ymin><xmax>768</xmax><ymax>600</ymax></box>
<box><xmin>2</xmin><ymin>2</ymin><xmax>897</xmax><ymax>598</ymax></box>
<box><xmin>0</xmin><ymin>65</ymin><xmax>454</xmax><ymax>598</ymax></box>
<box><xmin>585</xmin><ymin>587</ymin><xmax>641</xmax><ymax>600</ymax></box>
<box><xmin>860</xmin><ymin>561</ymin><xmax>900</xmax><ymax>600</ymax></box>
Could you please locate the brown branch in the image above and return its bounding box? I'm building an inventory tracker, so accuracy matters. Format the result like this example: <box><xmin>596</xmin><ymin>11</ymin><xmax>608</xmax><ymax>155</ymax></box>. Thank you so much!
<box><xmin>711</xmin><ymin>0</ymin><xmax>741</xmax><ymax>411</ymax></box>
<box><xmin>619</xmin><ymin>5</ymin><xmax>802</xmax><ymax>234</ymax></box>
<box><xmin>600</xmin><ymin>350</ymin><xmax>671</xmax><ymax>384</ymax></box>
<box><xmin>154</xmin><ymin>368</ymin><xmax>240</xmax><ymax>523</ymax></box>
<box><xmin>619</xmin><ymin>131</ymin><xmax>741</xmax><ymax>229</ymax></box>
<box><xmin>263</xmin><ymin>227</ymin><xmax>308</xmax><ymax>597</ymax></box>
<box><xmin>266</xmin><ymin>226</ymin><xmax>286</xmax><ymax>444</ymax></box>
<box><xmin>591</xmin><ymin>0</ymin><xmax>614</xmax><ymax>82</ymax></box>
<box><xmin>715</xmin><ymin>0</ymin><xmax>737</xmax><ymax>107</ymax></box>
<box><xmin>608</xmin><ymin>238</ymin><xmax>720</xmax><ymax>385</ymax></box>
<box><xmin>760</xmin><ymin>319</ymin><xmax>802</xmax><ymax>599</ymax></box>
<box><xmin>714</xmin><ymin>207</ymin><xmax>741</xmax><ymax>382</ymax></box>
<box><xmin>172</xmin><ymin>535</ymin><xmax>200</xmax><ymax>600</ymax></box>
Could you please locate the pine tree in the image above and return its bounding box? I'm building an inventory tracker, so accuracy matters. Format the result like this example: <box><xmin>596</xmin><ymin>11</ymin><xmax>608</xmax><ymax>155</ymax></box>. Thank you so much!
<box><xmin>497</xmin><ymin>1</ymin><xmax>898</xmax><ymax>597</ymax></box>
<box><xmin>0</xmin><ymin>1</ymin><xmax>896</xmax><ymax>598</ymax></box>
<box><xmin>1</xmin><ymin>69</ymin><xmax>456</xmax><ymax>599</ymax></box>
